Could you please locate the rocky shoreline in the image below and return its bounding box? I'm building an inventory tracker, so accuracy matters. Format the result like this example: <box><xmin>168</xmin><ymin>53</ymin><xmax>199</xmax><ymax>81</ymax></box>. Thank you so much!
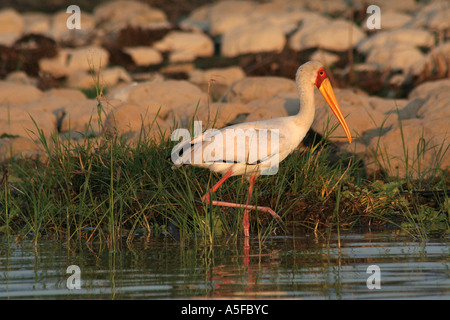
<box><xmin>0</xmin><ymin>0</ymin><xmax>449</xmax><ymax>178</ymax></box>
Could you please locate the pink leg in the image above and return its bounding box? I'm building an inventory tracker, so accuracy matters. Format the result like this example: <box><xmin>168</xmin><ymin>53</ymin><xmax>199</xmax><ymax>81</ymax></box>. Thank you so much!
<box><xmin>209</xmin><ymin>200</ymin><xmax>284</xmax><ymax>227</ymax></box>
<box><xmin>202</xmin><ymin>170</ymin><xmax>233</xmax><ymax>203</ymax></box>
<box><xmin>202</xmin><ymin>172</ymin><xmax>285</xmax><ymax>236</ymax></box>
<box><xmin>242</xmin><ymin>176</ymin><xmax>256</xmax><ymax>237</ymax></box>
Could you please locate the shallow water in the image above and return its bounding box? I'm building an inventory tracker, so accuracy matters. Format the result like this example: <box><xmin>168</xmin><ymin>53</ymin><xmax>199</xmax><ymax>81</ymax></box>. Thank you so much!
<box><xmin>0</xmin><ymin>230</ymin><xmax>449</xmax><ymax>299</ymax></box>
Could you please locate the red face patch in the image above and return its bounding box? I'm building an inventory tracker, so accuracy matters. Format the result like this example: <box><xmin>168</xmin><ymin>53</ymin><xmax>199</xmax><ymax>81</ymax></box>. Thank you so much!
<box><xmin>315</xmin><ymin>67</ymin><xmax>327</xmax><ymax>88</ymax></box>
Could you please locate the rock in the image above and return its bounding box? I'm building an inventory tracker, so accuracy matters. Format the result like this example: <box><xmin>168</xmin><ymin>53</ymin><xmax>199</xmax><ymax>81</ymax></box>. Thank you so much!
<box><xmin>22</xmin><ymin>12</ymin><xmax>50</xmax><ymax>34</ymax></box>
<box><xmin>356</xmin><ymin>30</ymin><xmax>433</xmax><ymax>75</ymax></box>
<box><xmin>250</xmin><ymin>9</ymin><xmax>307</xmax><ymax>35</ymax></box>
<box><xmin>39</xmin><ymin>50</ymin><xmax>69</xmax><ymax>78</ymax></box>
<box><xmin>66</xmin><ymin>46</ymin><xmax>109</xmax><ymax>73</ymax></box>
<box><xmin>222</xmin><ymin>76</ymin><xmax>297</xmax><ymax>104</ymax></box>
<box><xmin>181</xmin><ymin>0</ymin><xmax>305</xmax><ymax>37</ymax></box>
<box><xmin>414</xmin><ymin>41</ymin><xmax>450</xmax><ymax>78</ymax></box>
<box><xmin>93</xmin><ymin>0</ymin><xmax>169</xmax><ymax>33</ymax></box>
<box><xmin>0</xmin><ymin>81</ymin><xmax>43</xmax><ymax>104</ymax></box>
<box><xmin>312</xmin><ymin>89</ymin><xmax>405</xmax><ymax>143</ymax></box>
<box><xmin>43</xmin><ymin>88</ymin><xmax>86</xmax><ymax>101</ymax></box>
<box><xmin>104</xmin><ymin>102</ymin><xmax>171</xmax><ymax>142</ymax></box>
<box><xmin>393</xmin><ymin>98</ymin><xmax>423</xmax><ymax>120</ymax></box>
<box><xmin>22</xmin><ymin>96</ymin><xmax>72</xmax><ymax>122</ymax></box>
<box><xmin>101</xmin><ymin>67</ymin><xmax>132</xmax><ymax>87</ymax></box>
<box><xmin>366</xmin><ymin>118</ymin><xmax>449</xmax><ymax>178</ymax></box>
<box><xmin>153</xmin><ymin>31</ymin><xmax>214</xmax><ymax>62</ymax></box>
<box><xmin>408</xmin><ymin>78</ymin><xmax>450</xmax><ymax>99</ymax></box>
<box><xmin>366</xmin><ymin>95</ymin><xmax>409</xmax><ymax>115</ymax></box>
<box><xmin>357</xmin><ymin>28</ymin><xmax>434</xmax><ymax>55</ymax></box>
<box><xmin>210</xmin><ymin>12</ymin><xmax>249</xmax><ymax>37</ymax></box>
<box><xmin>305</xmin><ymin>0</ymin><xmax>347</xmax><ymax>15</ymax></box>
<box><xmin>180</xmin><ymin>0</ymin><xmax>256</xmax><ymax>34</ymax></box>
<box><xmin>221</xmin><ymin>21</ymin><xmax>286</xmax><ymax>57</ymax></box>
<box><xmin>209</xmin><ymin>1</ymin><xmax>256</xmax><ymax>35</ymax></box>
<box><xmin>107</xmin><ymin>82</ymin><xmax>140</xmax><ymax>102</ymax></box>
<box><xmin>39</xmin><ymin>46</ymin><xmax>109</xmax><ymax>78</ymax></box>
<box><xmin>310</xmin><ymin>50</ymin><xmax>340</xmax><ymax>66</ymax></box>
<box><xmin>49</xmin><ymin>9</ymin><xmax>95</xmax><ymax>44</ymax></box>
<box><xmin>179</xmin><ymin>5</ymin><xmax>210</xmax><ymax>32</ymax></box>
<box><xmin>365</xmin><ymin>43</ymin><xmax>425</xmax><ymax>74</ymax></box>
<box><xmin>363</xmin><ymin>10</ymin><xmax>412</xmax><ymax>31</ymax></box>
<box><xmin>410</xmin><ymin>84</ymin><xmax>450</xmax><ymax>121</ymax></box>
<box><xmin>123</xmin><ymin>80</ymin><xmax>209</xmax><ymax>120</ymax></box>
<box><xmin>422</xmin><ymin>6</ymin><xmax>450</xmax><ymax>33</ymax></box>
<box><xmin>0</xmin><ymin>8</ymin><xmax>24</xmax><ymax>46</ymax></box>
<box><xmin>5</xmin><ymin>71</ymin><xmax>38</xmax><ymax>86</ymax></box>
<box><xmin>59</xmin><ymin>99</ymin><xmax>104</xmax><ymax>135</ymax></box>
<box><xmin>0</xmin><ymin>137</ymin><xmax>44</xmax><ymax>161</ymax></box>
<box><xmin>123</xmin><ymin>46</ymin><xmax>163</xmax><ymax>66</ymax></box>
<box><xmin>288</xmin><ymin>12</ymin><xmax>330</xmax><ymax>51</ymax></box>
<box><xmin>358</xmin><ymin>0</ymin><xmax>419</xmax><ymax>13</ymax></box>
<box><xmin>172</xmin><ymin>102</ymin><xmax>252</xmax><ymax>128</ymax></box>
<box><xmin>66</xmin><ymin>70</ymin><xmax>94</xmax><ymax>89</ymax></box>
<box><xmin>289</xmin><ymin>19</ymin><xmax>366</xmax><ymax>52</ymax></box>
<box><xmin>188</xmin><ymin>66</ymin><xmax>246</xmax><ymax>98</ymax></box>
<box><xmin>105</xmin><ymin>102</ymin><xmax>155</xmax><ymax>135</ymax></box>
<box><xmin>0</xmin><ymin>103</ymin><xmax>57</xmax><ymax>138</ymax></box>
<box><xmin>67</xmin><ymin>66</ymin><xmax>131</xmax><ymax>89</ymax></box>
<box><xmin>159</xmin><ymin>62</ymin><xmax>195</xmax><ymax>76</ymax></box>
<box><xmin>409</xmin><ymin>1</ymin><xmax>450</xmax><ymax>32</ymax></box>
<box><xmin>244</xmin><ymin>93</ymin><xmax>296</xmax><ymax>122</ymax></box>
<box><xmin>189</xmin><ymin>66</ymin><xmax>246</xmax><ymax>87</ymax></box>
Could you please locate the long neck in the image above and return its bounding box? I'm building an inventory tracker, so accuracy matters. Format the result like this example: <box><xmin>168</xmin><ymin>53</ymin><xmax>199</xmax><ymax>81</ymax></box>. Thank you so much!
<box><xmin>294</xmin><ymin>80</ymin><xmax>316</xmax><ymax>129</ymax></box>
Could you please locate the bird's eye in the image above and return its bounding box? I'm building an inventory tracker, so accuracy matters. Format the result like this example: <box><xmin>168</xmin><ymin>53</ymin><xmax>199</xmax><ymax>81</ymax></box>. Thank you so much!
<box><xmin>319</xmin><ymin>71</ymin><xmax>324</xmax><ymax>76</ymax></box>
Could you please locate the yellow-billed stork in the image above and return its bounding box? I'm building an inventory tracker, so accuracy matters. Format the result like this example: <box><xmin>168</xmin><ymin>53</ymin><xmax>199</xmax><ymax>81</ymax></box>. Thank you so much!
<box><xmin>172</xmin><ymin>61</ymin><xmax>352</xmax><ymax>237</ymax></box>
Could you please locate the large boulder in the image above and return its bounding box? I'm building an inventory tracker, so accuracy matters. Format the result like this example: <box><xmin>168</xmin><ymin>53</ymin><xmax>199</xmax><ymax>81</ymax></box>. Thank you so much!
<box><xmin>180</xmin><ymin>0</ymin><xmax>257</xmax><ymax>34</ymax></box>
<box><xmin>289</xmin><ymin>19</ymin><xmax>366</xmax><ymax>52</ymax></box>
<box><xmin>59</xmin><ymin>99</ymin><xmax>104</xmax><ymax>135</ymax></box>
<box><xmin>0</xmin><ymin>137</ymin><xmax>44</xmax><ymax>161</ymax></box>
<box><xmin>172</xmin><ymin>102</ymin><xmax>252</xmax><ymax>128</ymax></box>
<box><xmin>0</xmin><ymin>8</ymin><xmax>24</xmax><ymax>45</ymax></box>
<box><xmin>66</xmin><ymin>66</ymin><xmax>131</xmax><ymax>89</ymax></box>
<box><xmin>39</xmin><ymin>46</ymin><xmax>110</xmax><ymax>78</ymax></box>
<box><xmin>0</xmin><ymin>81</ymin><xmax>43</xmax><ymax>104</ymax></box>
<box><xmin>221</xmin><ymin>21</ymin><xmax>286</xmax><ymax>57</ymax></box>
<box><xmin>356</xmin><ymin>28</ymin><xmax>434</xmax><ymax>74</ymax></box>
<box><xmin>408</xmin><ymin>1</ymin><xmax>450</xmax><ymax>33</ymax></box>
<box><xmin>366</xmin><ymin>118</ymin><xmax>449</xmax><ymax>178</ymax></box>
<box><xmin>22</xmin><ymin>12</ymin><xmax>50</xmax><ymax>35</ymax></box>
<box><xmin>336</xmin><ymin>79</ymin><xmax>450</xmax><ymax>178</ymax></box>
<box><xmin>0</xmin><ymin>103</ymin><xmax>57</xmax><ymax>138</ymax></box>
<box><xmin>123</xmin><ymin>46</ymin><xmax>163</xmax><ymax>66</ymax></box>
<box><xmin>243</xmin><ymin>92</ymin><xmax>300</xmax><ymax>122</ymax></box>
<box><xmin>188</xmin><ymin>66</ymin><xmax>246</xmax><ymax>98</ymax></box>
<box><xmin>123</xmin><ymin>80</ymin><xmax>208</xmax><ymax>113</ymax></box>
<box><xmin>312</xmin><ymin>89</ymin><xmax>404</xmax><ymax>144</ymax></box>
<box><xmin>153</xmin><ymin>31</ymin><xmax>214</xmax><ymax>62</ymax></box>
<box><xmin>222</xmin><ymin>76</ymin><xmax>297</xmax><ymax>104</ymax></box>
<box><xmin>93</xmin><ymin>0</ymin><xmax>169</xmax><ymax>32</ymax></box>
<box><xmin>357</xmin><ymin>28</ymin><xmax>434</xmax><ymax>54</ymax></box>
<box><xmin>365</xmin><ymin>43</ymin><xmax>425</xmax><ymax>75</ymax></box>
<box><xmin>104</xmin><ymin>102</ymin><xmax>172</xmax><ymax>142</ymax></box>
<box><xmin>49</xmin><ymin>9</ymin><xmax>95</xmax><ymax>44</ymax></box>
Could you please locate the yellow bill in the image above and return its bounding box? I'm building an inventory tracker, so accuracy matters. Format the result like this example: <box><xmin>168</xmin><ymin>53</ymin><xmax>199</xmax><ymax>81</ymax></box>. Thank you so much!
<box><xmin>318</xmin><ymin>78</ymin><xmax>352</xmax><ymax>143</ymax></box>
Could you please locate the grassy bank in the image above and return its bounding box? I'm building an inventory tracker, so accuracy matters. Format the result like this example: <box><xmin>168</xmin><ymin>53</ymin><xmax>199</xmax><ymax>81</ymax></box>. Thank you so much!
<box><xmin>0</xmin><ymin>100</ymin><xmax>448</xmax><ymax>244</ymax></box>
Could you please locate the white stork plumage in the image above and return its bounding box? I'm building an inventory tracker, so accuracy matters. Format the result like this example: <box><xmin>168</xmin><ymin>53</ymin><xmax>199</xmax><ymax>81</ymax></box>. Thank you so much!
<box><xmin>171</xmin><ymin>61</ymin><xmax>352</xmax><ymax>237</ymax></box>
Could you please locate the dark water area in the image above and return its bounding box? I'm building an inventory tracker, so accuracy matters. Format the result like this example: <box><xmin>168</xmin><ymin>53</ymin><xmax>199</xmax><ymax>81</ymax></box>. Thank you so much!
<box><xmin>1</xmin><ymin>230</ymin><xmax>449</xmax><ymax>300</ymax></box>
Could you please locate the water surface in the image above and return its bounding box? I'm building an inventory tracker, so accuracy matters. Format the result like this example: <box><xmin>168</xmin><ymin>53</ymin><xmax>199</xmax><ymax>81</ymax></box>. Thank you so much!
<box><xmin>1</xmin><ymin>230</ymin><xmax>449</xmax><ymax>299</ymax></box>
